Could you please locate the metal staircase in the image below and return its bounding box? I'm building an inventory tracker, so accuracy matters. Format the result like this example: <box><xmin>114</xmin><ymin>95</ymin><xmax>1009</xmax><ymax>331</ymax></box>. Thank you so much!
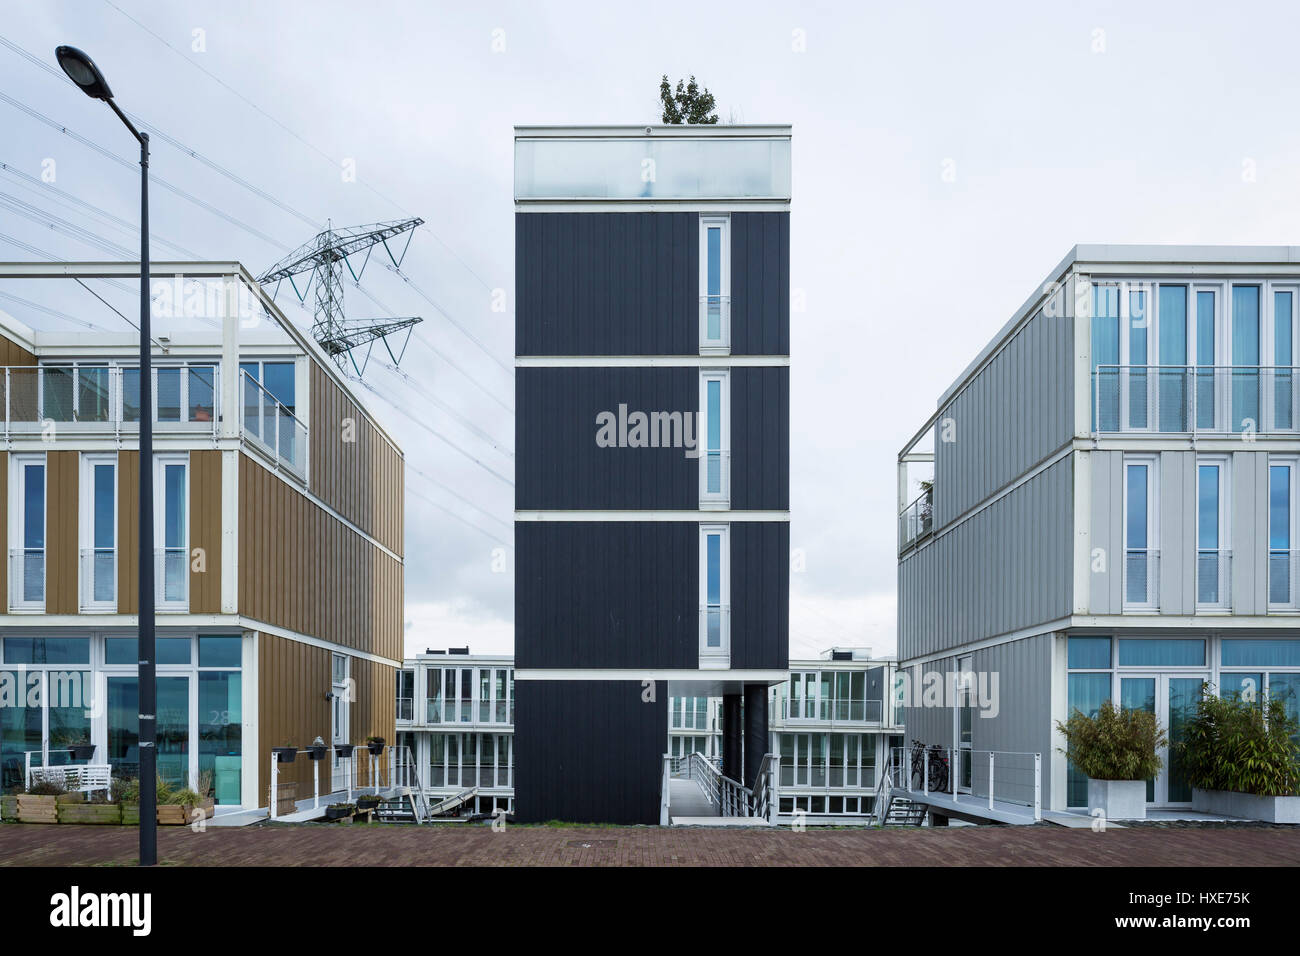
<box><xmin>872</xmin><ymin>755</ymin><xmax>928</xmax><ymax>827</ymax></box>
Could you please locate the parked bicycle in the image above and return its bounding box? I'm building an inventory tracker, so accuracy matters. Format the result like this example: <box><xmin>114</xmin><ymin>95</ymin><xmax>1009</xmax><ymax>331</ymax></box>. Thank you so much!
<box><xmin>909</xmin><ymin>739</ymin><xmax>950</xmax><ymax>793</ymax></box>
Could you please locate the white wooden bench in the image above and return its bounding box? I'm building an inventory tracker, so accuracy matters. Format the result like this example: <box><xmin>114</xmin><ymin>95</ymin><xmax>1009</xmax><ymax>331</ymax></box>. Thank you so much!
<box><xmin>28</xmin><ymin>764</ymin><xmax>113</xmax><ymax>795</ymax></box>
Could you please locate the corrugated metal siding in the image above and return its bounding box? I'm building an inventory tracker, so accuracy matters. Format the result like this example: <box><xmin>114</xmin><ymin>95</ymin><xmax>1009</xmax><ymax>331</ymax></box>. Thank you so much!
<box><xmin>46</xmin><ymin>451</ymin><xmax>77</xmax><ymax>614</ymax></box>
<box><xmin>514</xmin><ymin>680</ymin><xmax>667</xmax><ymax>823</ymax></box>
<box><xmin>1232</xmin><ymin>450</ymin><xmax>1270</xmax><ymax>615</ymax></box>
<box><xmin>239</xmin><ymin>454</ymin><xmax>402</xmax><ymax>662</ymax></box>
<box><xmin>933</xmin><ymin>307</ymin><xmax>1074</xmax><ymax>528</ymax></box>
<box><xmin>308</xmin><ymin>362</ymin><xmax>404</xmax><ymax>557</ymax></box>
<box><xmin>1158</xmin><ymin>451</ymin><xmax>1196</xmax><ymax>616</ymax></box>
<box><xmin>515</xmin><ymin>212</ymin><xmax>698</xmax><ymax>355</ymax></box>
<box><xmin>730</xmin><ymin>212</ymin><xmax>790</xmax><ymax>355</ymax></box>
<box><xmin>516</xmin><ymin>366</ymin><xmax>697</xmax><ymax>509</ymax></box>
<box><xmin>1088</xmin><ymin>450</ymin><xmax>1123</xmax><ymax>615</ymax></box>
<box><xmin>729</xmin><ymin>521</ymin><xmax>789</xmax><ymax>669</ymax></box>
<box><xmin>731</xmin><ymin>366</ymin><xmax>789</xmax><ymax>510</ymax></box>
<box><xmin>188</xmin><ymin>450</ymin><xmax>222</xmax><ymax>614</ymax></box>
<box><xmin>899</xmin><ymin>457</ymin><xmax>1073</xmax><ymax>660</ymax></box>
<box><xmin>515</xmin><ymin>521</ymin><xmax>697</xmax><ymax>669</ymax></box>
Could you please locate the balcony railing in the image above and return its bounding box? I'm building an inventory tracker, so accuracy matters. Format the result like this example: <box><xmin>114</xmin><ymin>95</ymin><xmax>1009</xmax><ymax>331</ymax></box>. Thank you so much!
<box><xmin>1268</xmin><ymin>549</ymin><xmax>1300</xmax><ymax>609</ymax></box>
<box><xmin>699</xmin><ymin>295</ymin><xmax>731</xmax><ymax>350</ymax></box>
<box><xmin>700</xmin><ymin>449</ymin><xmax>730</xmax><ymax>504</ymax></box>
<box><xmin>699</xmin><ymin>604</ymin><xmax>730</xmax><ymax>657</ymax></box>
<box><xmin>898</xmin><ymin>488</ymin><xmax>933</xmax><ymax>552</ymax></box>
<box><xmin>156</xmin><ymin>548</ymin><xmax>188</xmax><ymax>609</ymax></box>
<box><xmin>419</xmin><ymin>698</ymin><xmax>513</xmax><ymax>725</ymax></box>
<box><xmin>1093</xmin><ymin>365</ymin><xmax>1300</xmax><ymax>434</ymax></box>
<box><xmin>8</xmin><ymin>548</ymin><xmax>44</xmax><ymax>609</ymax></box>
<box><xmin>79</xmin><ymin>549</ymin><xmax>116</xmax><ymax>611</ymax></box>
<box><xmin>779</xmin><ymin>699</ymin><xmax>885</xmax><ymax>723</ymax></box>
<box><xmin>396</xmin><ymin>697</ymin><xmax>413</xmax><ymax>722</ymax></box>
<box><xmin>1196</xmin><ymin>549</ymin><xmax>1232</xmax><ymax>609</ymax></box>
<box><xmin>0</xmin><ymin>365</ymin><xmax>219</xmax><ymax>438</ymax></box>
<box><xmin>240</xmin><ymin>371</ymin><xmax>306</xmax><ymax>479</ymax></box>
<box><xmin>778</xmin><ymin>759</ymin><xmax>878</xmax><ymax>790</ymax></box>
<box><xmin>1124</xmin><ymin>548</ymin><xmax>1159</xmax><ymax>609</ymax></box>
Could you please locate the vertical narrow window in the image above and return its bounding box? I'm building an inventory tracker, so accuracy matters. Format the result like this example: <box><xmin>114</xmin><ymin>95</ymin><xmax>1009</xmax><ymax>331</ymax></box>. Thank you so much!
<box><xmin>1196</xmin><ymin>461</ymin><xmax>1227</xmax><ymax>607</ymax></box>
<box><xmin>156</xmin><ymin>457</ymin><xmax>188</xmax><ymax>607</ymax></box>
<box><xmin>81</xmin><ymin>456</ymin><xmax>116</xmax><ymax>609</ymax></box>
<box><xmin>700</xmin><ymin>371</ymin><xmax>729</xmax><ymax>504</ymax></box>
<box><xmin>1232</xmin><ymin>285</ymin><xmax>1261</xmax><ymax>432</ymax></box>
<box><xmin>1275</xmin><ymin>291</ymin><xmax>1294</xmax><ymax>430</ymax></box>
<box><xmin>427</xmin><ymin>668</ymin><xmax>443</xmax><ymax>723</ymax></box>
<box><xmin>12</xmin><ymin>457</ymin><xmax>45</xmax><ymax>608</ymax></box>
<box><xmin>699</xmin><ymin>216</ymin><xmax>729</xmax><ymax>350</ymax></box>
<box><xmin>699</xmin><ymin>524</ymin><xmax>729</xmax><ymax>660</ymax></box>
<box><xmin>1157</xmin><ymin>285</ymin><xmax>1188</xmax><ymax>431</ymax></box>
<box><xmin>1128</xmin><ymin>289</ymin><xmax>1150</xmax><ymax>430</ymax></box>
<box><xmin>1092</xmin><ymin>284</ymin><xmax>1120</xmax><ymax>431</ymax></box>
<box><xmin>1195</xmin><ymin>290</ymin><xmax>1217</xmax><ymax>429</ymax></box>
<box><xmin>1124</xmin><ymin>460</ymin><xmax>1156</xmax><ymax>607</ymax></box>
<box><xmin>1270</xmin><ymin>463</ymin><xmax>1293</xmax><ymax>607</ymax></box>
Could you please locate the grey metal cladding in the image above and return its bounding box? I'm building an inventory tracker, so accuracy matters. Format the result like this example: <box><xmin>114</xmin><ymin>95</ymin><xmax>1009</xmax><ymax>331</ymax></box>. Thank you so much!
<box><xmin>514</xmin><ymin>521</ymin><xmax>698</xmax><ymax>670</ymax></box>
<box><xmin>513</xmin><ymin>679</ymin><xmax>668</xmax><ymax>824</ymax></box>
<box><xmin>516</xmin><ymin>366</ymin><xmax>698</xmax><ymax>510</ymax></box>
<box><xmin>730</xmin><ymin>212</ymin><xmax>790</xmax><ymax>355</ymax></box>
<box><xmin>932</xmin><ymin>307</ymin><xmax>1074</xmax><ymax>528</ymax></box>
<box><xmin>514</xmin><ymin>212</ymin><xmax>698</xmax><ymax>355</ymax></box>
<box><xmin>730</xmin><ymin>366</ymin><xmax>790</xmax><ymax>510</ymax></box>
<box><xmin>729</xmin><ymin>521</ymin><xmax>790</xmax><ymax>669</ymax></box>
<box><xmin>898</xmin><ymin>457</ymin><xmax>1073</xmax><ymax>660</ymax></box>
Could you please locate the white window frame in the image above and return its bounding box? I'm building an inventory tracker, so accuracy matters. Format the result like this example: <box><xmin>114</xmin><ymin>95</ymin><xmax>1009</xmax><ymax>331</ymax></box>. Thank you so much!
<box><xmin>79</xmin><ymin>453</ymin><xmax>118</xmax><ymax>612</ymax></box>
<box><xmin>1268</xmin><ymin>455</ymin><xmax>1300</xmax><ymax>611</ymax></box>
<box><xmin>1195</xmin><ymin>456</ymin><xmax>1231</xmax><ymax>610</ymax></box>
<box><xmin>1122</xmin><ymin>454</ymin><xmax>1159</xmax><ymax>611</ymax></box>
<box><xmin>154</xmin><ymin>454</ymin><xmax>189</xmax><ymax>611</ymax></box>
<box><xmin>9</xmin><ymin>453</ymin><xmax>46</xmax><ymax>611</ymax></box>
<box><xmin>699</xmin><ymin>369</ymin><xmax>730</xmax><ymax>507</ymax></box>
<box><xmin>698</xmin><ymin>215</ymin><xmax>730</xmax><ymax>353</ymax></box>
<box><xmin>698</xmin><ymin>523</ymin><xmax>730</xmax><ymax>664</ymax></box>
<box><xmin>332</xmin><ymin>653</ymin><xmax>350</xmax><ymax>766</ymax></box>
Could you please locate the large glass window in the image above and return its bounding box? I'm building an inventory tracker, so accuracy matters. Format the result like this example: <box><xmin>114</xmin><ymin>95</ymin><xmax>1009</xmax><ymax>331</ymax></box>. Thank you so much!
<box><xmin>1222</xmin><ymin>639</ymin><xmax>1300</xmax><ymax>667</ymax></box>
<box><xmin>1117</xmin><ymin>639</ymin><xmax>1205</xmax><ymax>667</ymax></box>
<box><xmin>700</xmin><ymin>372</ymin><xmax>728</xmax><ymax>503</ymax></box>
<box><xmin>0</xmin><ymin>669</ymin><xmax>42</xmax><ymax>791</ymax></box>
<box><xmin>3</xmin><ymin>637</ymin><xmax>90</xmax><ymax>665</ymax></box>
<box><xmin>104</xmin><ymin>636</ymin><xmax>191</xmax><ymax>666</ymax></box>
<box><xmin>14</xmin><ymin>457</ymin><xmax>45</xmax><ymax>608</ymax></box>
<box><xmin>1196</xmin><ymin>460</ymin><xmax>1227</xmax><ymax>607</ymax></box>
<box><xmin>427</xmin><ymin>669</ymin><xmax>443</xmax><ymax>723</ymax></box>
<box><xmin>1067</xmin><ymin>637</ymin><xmax>1111</xmax><ymax>670</ymax></box>
<box><xmin>156</xmin><ymin>457</ymin><xmax>188</xmax><ymax>606</ymax></box>
<box><xmin>107</xmin><ymin>675</ymin><xmax>190</xmax><ymax>789</ymax></box>
<box><xmin>1158</xmin><ymin>286</ymin><xmax>1188</xmax><ymax>431</ymax></box>
<box><xmin>1066</xmin><ymin>672</ymin><xmax>1111</xmax><ymax>807</ymax></box>
<box><xmin>199</xmin><ymin>672</ymin><xmax>241</xmax><ymax>804</ymax></box>
<box><xmin>1124</xmin><ymin>460</ymin><xmax>1155</xmax><ymax>607</ymax></box>
<box><xmin>1231</xmin><ymin>285</ymin><xmax>1260</xmax><ymax>432</ymax></box>
<box><xmin>1092</xmin><ymin>284</ymin><xmax>1120</xmax><ymax>431</ymax></box>
<box><xmin>1270</xmin><ymin>462</ymin><xmax>1295</xmax><ymax>606</ymax></box>
<box><xmin>1275</xmin><ymin>291</ymin><xmax>1294</xmax><ymax>430</ymax></box>
<box><xmin>699</xmin><ymin>216</ymin><xmax>729</xmax><ymax>349</ymax></box>
<box><xmin>86</xmin><ymin>458</ymin><xmax>116</xmax><ymax>607</ymax></box>
<box><xmin>1195</xmin><ymin>290</ymin><xmax>1217</xmax><ymax>429</ymax></box>
<box><xmin>198</xmin><ymin>636</ymin><xmax>241</xmax><ymax>668</ymax></box>
<box><xmin>700</xmin><ymin>525</ymin><xmax>728</xmax><ymax>657</ymax></box>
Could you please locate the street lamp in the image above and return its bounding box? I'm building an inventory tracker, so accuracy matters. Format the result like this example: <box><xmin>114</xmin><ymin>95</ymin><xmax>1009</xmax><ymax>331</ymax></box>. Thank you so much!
<box><xmin>55</xmin><ymin>45</ymin><xmax>157</xmax><ymax>868</ymax></box>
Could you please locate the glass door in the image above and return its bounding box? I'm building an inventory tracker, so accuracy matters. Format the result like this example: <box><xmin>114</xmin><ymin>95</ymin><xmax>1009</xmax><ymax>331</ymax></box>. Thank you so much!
<box><xmin>1119</xmin><ymin>674</ymin><xmax>1205</xmax><ymax>806</ymax></box>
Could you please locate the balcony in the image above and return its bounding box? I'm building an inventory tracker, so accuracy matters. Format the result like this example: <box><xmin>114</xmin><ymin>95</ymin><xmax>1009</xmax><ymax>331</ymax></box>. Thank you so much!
<box><xmin>898</xmin><ymin>487</ymin><xmax>933</xmax><ymax>552</ymax></box>
<box><xmin>0</xmin><ymin>364</ymin><xmax>219</xmax><ymax>439</ymax></box>
<box><xmin>1093</xmin><ymin>365</ymin><xmax>1300</xmax><ymax>434</ymax></box>
<box><xmin>779</xmin><ymin>699</ymin><xmax>885</xmax><ymax>723</ymax></box>
<box><xmin>240</xmin><ymin>370</ymin><xmax>306</xmax><ymax>480</ymax></box>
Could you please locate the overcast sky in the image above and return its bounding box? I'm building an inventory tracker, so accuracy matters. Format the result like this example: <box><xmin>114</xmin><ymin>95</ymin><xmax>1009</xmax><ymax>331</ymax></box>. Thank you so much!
<box><xmin>6</xmin><ymin>1</ymin><xmax>1300</xmax><ymax>660</ymax></box>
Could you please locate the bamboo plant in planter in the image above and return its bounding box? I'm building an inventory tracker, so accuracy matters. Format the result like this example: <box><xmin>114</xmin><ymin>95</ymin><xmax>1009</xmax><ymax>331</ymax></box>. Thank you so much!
<box><xmin>1057</xmin><ymin>701</ymin><xmax>1165</xmax><ymax>820</ymax></box>
<box><xmin>1178</xmin><ymin>687</ymin><xmax>1300</xmax><ymax>823</ymax></box>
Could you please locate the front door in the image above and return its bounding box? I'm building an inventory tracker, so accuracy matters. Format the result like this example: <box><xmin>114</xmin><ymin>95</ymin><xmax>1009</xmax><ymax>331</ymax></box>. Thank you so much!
<box><xmin>1118</xmin><ymin>674</ymin><xmax>1205</xmax><ymax>806</ymax></box>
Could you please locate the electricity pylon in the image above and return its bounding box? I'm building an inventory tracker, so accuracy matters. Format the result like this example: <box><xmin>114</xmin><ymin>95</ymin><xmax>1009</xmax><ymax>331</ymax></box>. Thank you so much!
<box><xmin>258</xmin><ymin>218</ymin><xmax>424</xmax><ymax>375</ymax></box>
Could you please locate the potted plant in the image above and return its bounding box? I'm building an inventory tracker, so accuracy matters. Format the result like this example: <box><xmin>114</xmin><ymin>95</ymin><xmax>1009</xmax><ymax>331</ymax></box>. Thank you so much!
<box><xmin>1057</xmin><ymin>701</ymin><xmax>1164</xmax><ymax>820</ymax></box>
<box><xmin>67</xmin><ymin>744</ymin><xmax>96</xmax><ymax>762</ymax></box>
<box><xmin>334</xmin><ymin>743</ymin><xmax>355</xmax><ymax>759</ymax></box>
<box><xmin>324</xmin><ymin>802</ymin><xmax>355</xmax><ymax>821</ymax></box>
<box><xmin>272</xmin><ymin>746</ymin><xmax>298</xmax><ymax>763</ymax></box>
<box><xmin>356</xmin><ymin>794</ymin><xmax>381</xmax><ymax>811</ymax></box>
<box><xmin>366</xmin><ymin>736</ymin><xmax>385</xmax><ymax>756</ymax></box>
<box><xmin>1179</xmin><ymin>686</ymin><xmax>1300</xmax><ymax>823</ymax></box>
<box><xmin>306</xmin><ymin>743</ymin><xmax>328</xmax><ymax>760</ymax></box>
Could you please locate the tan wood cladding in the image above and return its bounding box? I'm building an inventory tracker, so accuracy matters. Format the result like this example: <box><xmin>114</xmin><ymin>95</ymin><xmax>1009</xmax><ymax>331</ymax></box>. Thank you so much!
<box><xmin>116</xmin><ymin>451</ymin><xmax>138</xmax><ymax>615</ymax></box>
<box><xmin>0</xmin><ymin>335</ymin><xmax>37</xmax><ymax>366</ymax></box>
<box><xmin>308</xmin><ymin>362</ymin><xmax>404</xmax><ymax>557</ymax></box>
<box><xmin>239</xmin><ymin>453</ymin><xmax>403</xmax><ymax>662</ymax></box>
<box><xmin>256</xmin><ymin>634</ymin><xmax>396</xmax><ymax>801</ymax></box>
<box><xmin>188</xmin><ymin>450</ymin><xmax>222</xmax><ymax>614</ymax></box>
<box><xmin>46</xmin><ymin>451</ymin><xmax>78</xmax><ymax>614</ymax></box>
<box><xmin>0</xmin><ymin>451</ymin><xmax>7</xmax><ymax>610</ymax></box>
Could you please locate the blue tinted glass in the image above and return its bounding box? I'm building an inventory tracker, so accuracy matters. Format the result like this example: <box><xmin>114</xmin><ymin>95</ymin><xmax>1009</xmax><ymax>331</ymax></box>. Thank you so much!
<box><xmin>164</xmin><ymin>464</ymin><xmax>186</xmax><ymax>549</ymax></box>
<box><xmin>239</xmin><ymin>361</ymin><xmax>259</xmax><ymax>383</ymax></box>
<box><xmin>23</xmin><ymin>464</ymin><xmax>44</xmax><ymax>549</ymax></box>
<box><xmin>706</xmin><ymin>534</ymin><xmax>720</xmax><ymax>604</ymax></box>
<box><xmin>1066</xmin><ymin>672</ymin><xmax>1112</xmax><ymax>806</ymax></box>
<box><xmin>104</xmin><ymin>637</ymin><xmax>191</xmax><ymax>666</ymax></box>
<box><xmin>156</xmin><ymin>368</ymin><xmax>181</xmax><ymax>421</ymax></box>
<box><xmin>1277</xmin><ymin>292</ymin><xmax>1293</xmax><ymax>365</ymax></box>
<box><xmin>1117</xmin><ymin>639</ymin><xmax>1205</xmax><ymax>667</ymax></box>
<box><xmin>1198</xmin><ymin>465</ymin><xmax>1219</xmax><ymax>549</ymax></box>
<box><xmin>1220</xmin><ymin>672</ymin><xmax>1263</xmax><ymax>704</ymax></box>
<box><xmin>1067</xmin><ymin>637</ymin><xmax>1111</xmax><ymax>669</ymax></box>
<box><xmin>1091</xmin><ymin>286</ymin><xmax>1119</xmax><ymax>365</ymax></box>
<box><xmin>262</xmin><ymin>363</ymin><xmax>295</xmax><ymax>412</ymax></box>
<box><xmin>1270</xmin><ymin>465</ymin><xmax>1290</xmax><ymax>549</ymax></box>
<box><xmin>1126</xmin><ymin>464</ymin><xmax>1147</xmax><ymax>549</ymax></box>
<box><xmin>3</xmin><ymin>637</ymin><xmax>89</xmax><ymax>665</ymax></box>
<box><xmin>1196</xmin><ymin>291</ymin><xmax>1215</xmax><ymax>364</ymax></box>
<box><xmin>199</xmin><ymin>636</ymin><xmax>242</xmax><ymax>668</ymax></box>
<box><xmin>1129</xmin><ymin>291</ymin><xmax>1148</xmax><ymax>364</ymax></box>
<box><xmin>1232</xmin><ymin>285</ymin><xmax>1260</xmax><ymax>364</ymax></box>
<box><xmin>93</xmin><ymin>463</ymin><xmax>114</xmax><ymax>548</ymax></box>
<box><xmin>1158</xmin><ymin>286</ymin><xmax>1186</xmax><ymax>364</ymax></box>
<box><xmin>707</xmin><ymin>380</ymin><xmax>720</xmax><ymax>450</ymax></box>
<box><xmin>1222</xmin><ymin>639</ymin><xmax>1300</xmax><ymax>668</ymax></box>
<box><xmin>707</xmin><ymin>227</ymin><xmax>721</xmax><ymax>297</ymax></box>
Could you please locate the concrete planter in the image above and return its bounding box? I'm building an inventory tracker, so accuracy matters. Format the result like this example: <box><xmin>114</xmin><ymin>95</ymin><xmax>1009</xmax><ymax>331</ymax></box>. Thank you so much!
<box><xmin>1192</xmin><ymin>788</ymin><xmax>1300</xmax><ymax>823</ymax></box>
<box><xmin>1088</xmin><ymin>778</ymin><xmax>1147</xmax><ymax>820</ymax></box>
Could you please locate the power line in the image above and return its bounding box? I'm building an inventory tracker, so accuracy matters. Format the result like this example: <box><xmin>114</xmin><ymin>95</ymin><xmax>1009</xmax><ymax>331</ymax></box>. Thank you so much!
<box><xmin>405</xmin><ymin>461</ymin><xmax>511</xmax><ymax>532</ymax></box>
<box><xmin>406</xmin><ymin>484</ymin><xmax>511</xmax><ymax>550</ymax></box>
<box><xmin>387</xmin><ymin>264</ymin><xmax>512</xmax><ymax>376</ymax></box>
<box><xmin>0</xmin><ymin>288</ymin><xmax>109</xmax><ymax>331</ymax></box>
<box><xmin>376</xmin><ymin>359</ymin><xmax>512</xmax><ymax>458</ymax></box>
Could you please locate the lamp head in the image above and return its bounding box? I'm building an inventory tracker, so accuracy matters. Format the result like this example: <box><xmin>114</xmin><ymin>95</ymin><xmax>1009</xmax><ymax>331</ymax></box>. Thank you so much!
<box><xmin>55</xmin><ymin>45</ymin><xmax>113</xmax><ymax>100</ymax></box>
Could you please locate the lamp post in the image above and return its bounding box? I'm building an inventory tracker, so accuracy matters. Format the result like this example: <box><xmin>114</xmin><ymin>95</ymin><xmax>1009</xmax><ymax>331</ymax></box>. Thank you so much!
<box><xmin>55</xmin><ymin>45</ymin><xmax>156</xmax><ymax>867</ymax></box>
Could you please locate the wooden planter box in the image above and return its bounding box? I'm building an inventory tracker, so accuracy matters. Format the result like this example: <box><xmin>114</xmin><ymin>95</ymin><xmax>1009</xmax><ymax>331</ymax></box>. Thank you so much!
<box><xmin>58</xmin><ymin>803</ymin><xmax>122</xmax><ymax>825</ymax></box>
<box><xmin>1</xmin><ymin>795</ymin><xmax>17</xmax><ymax>821</ymax></box>
<box><xmin>16</xmin><ymin>794</ymin><xmax>58</xmax><ymax>824</ymax></box>
<box><xmin>121</xmin><ymin>804</ymin><xmax>140</xmax><ymax>825</ymax></box>
<box><xmin>56</xmin><ymin>792</ymin><xmax>85</xmax><ymax>806</ymax></box>
<box><xmin>191</xmin><ymin>798</ymin><xmax>215</xmax><ymax>821</ymax></box>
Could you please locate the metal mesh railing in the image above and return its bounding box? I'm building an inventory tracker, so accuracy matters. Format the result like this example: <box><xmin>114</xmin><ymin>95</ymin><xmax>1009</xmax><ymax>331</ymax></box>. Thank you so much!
<box><xmin>1094</xmin><ymin>365</ymin><xmax>1300</xmax><ymax>434</ymax></box>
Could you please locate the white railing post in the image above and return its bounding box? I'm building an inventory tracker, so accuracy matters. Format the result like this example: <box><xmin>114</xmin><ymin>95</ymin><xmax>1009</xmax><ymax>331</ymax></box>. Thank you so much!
<box><xmin>312</xmin><ymin>754</ymin><xmax>319</xmax><ymax>809</ymax></box>
<box><xmin>768</xmin><ymin>756</ymin><xmax>779</xmax><ymax>825</ymax></box>
<box><xmin>950</xmin><ymin>747</ymin><xmax>957</xmax><ymax>801</ymax></box>
<box><xmin>987</xmin><ymin>751</ymin><xmax>995</xmax><ymax>810</ymax></box>
<box><xmin>269</xmin><ymin>753</ymin><xmax>278</xmax><ymax>821</ymax></box>
<box><xmin>660</xmin><ymin>754</ymin><xmax>670</xmax><ymax>826</ymax></box>
<box><xmin>1034</xmin><ymin>753</ymin><xmax>1042</xmax><ymax>821</ymax></box>
<box><xmin>4</xmin><ymin>367</ymin><xmax>10</xmax><ymax>441</ymax></box>
<box><xmin>923</xmin><ymin>746</ymin><xmax>929</xmax><ymax>796</ymax></box>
